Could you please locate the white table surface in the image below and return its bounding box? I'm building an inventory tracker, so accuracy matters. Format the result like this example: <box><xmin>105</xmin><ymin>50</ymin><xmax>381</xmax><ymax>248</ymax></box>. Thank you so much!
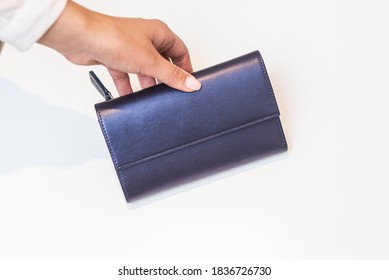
<box><xmin>0</xmin><ymin>0</ymin><xmax>388</xmax><ymax>259</ymax></box>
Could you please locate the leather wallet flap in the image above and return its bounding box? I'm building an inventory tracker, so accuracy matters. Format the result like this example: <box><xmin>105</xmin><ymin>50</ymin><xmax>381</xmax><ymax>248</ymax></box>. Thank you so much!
<box><xmin>95</xmin><ymin>51</ymin><xmax>281</xmax><ymax>170</ymax></box>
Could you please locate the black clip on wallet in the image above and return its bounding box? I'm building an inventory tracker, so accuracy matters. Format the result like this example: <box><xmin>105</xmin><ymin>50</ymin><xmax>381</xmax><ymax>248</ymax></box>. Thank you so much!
<box><xmin>90</xmin><ymin>51</ymin><xmax>288</xmax><ymax>203</ymax></box>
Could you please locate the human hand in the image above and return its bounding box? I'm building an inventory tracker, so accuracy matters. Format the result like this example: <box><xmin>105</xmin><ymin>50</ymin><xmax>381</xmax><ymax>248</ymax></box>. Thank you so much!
<box><xmin>38</xmin><ymin>1</ymin><xmax>201</xmax><ymax>95</ymax></box>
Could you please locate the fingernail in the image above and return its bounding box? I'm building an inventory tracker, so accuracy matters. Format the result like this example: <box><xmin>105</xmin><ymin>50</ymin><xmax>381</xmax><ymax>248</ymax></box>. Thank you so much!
<box><xmin>185</xmin><ymin>76</ymin><xmax>202</xmax><ymax>91</ymax></box>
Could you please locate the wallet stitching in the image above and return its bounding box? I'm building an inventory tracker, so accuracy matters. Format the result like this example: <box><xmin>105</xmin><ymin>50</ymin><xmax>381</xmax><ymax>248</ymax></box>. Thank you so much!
<box><xmin>255</xmin><ymin>52</ymin><xmax>287</xmax><ymax>149</ymax></box>
<box><xmin>96</xmin><ymin>110</ymin><xmax>130</xmax><ymax>200</ymax></box>
<box><xmin>117</xmin><ymin>114</ymin><xmax>279</xmax><ymax>170</ymax></box>
<box><xmin>96</xmin><ymin>111</ymin><xmax>119</xmax><ymax>167</ymax></box>
<box><xmin>255</xmin><ymin>52</ymin><xmax>279</xmax><ymax>115</ymax></box>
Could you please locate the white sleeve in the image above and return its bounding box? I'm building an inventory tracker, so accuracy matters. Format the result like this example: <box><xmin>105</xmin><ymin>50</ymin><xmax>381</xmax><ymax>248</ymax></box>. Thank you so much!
<box><xmin>0</xmin><ymin>0</ymin><xmax>67</xmax><ymax>51</ymax></box>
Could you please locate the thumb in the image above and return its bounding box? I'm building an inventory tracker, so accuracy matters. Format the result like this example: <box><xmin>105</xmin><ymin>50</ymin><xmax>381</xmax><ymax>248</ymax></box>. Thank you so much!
<box><xmin>151</xmin><ymin>57</ymin><xmax>202</xmax><ymax>92</ymax></box>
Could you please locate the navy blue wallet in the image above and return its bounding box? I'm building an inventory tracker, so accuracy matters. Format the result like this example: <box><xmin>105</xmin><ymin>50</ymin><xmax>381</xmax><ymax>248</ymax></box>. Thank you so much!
<box><xmin>93</xmin><ymin>51</ymin><xmax>287</xmax><ymax>202</ymax></box>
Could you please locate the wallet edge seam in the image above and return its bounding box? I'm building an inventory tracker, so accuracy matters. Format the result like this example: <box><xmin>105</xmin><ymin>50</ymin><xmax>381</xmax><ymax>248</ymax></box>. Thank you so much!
<box><xmin>96</xmin><ymin>109</ymin><xmax>131</xmax><ymax>201</ymax></box>
<box><xmin>255</xmin><ymin>51</ymin><xmax>280</xmax><ymax>116</ymax></box>
<box><xmin>255</xmin><ymin>52</ymin><xmax>287</xmax><ymax>150</ymax></box>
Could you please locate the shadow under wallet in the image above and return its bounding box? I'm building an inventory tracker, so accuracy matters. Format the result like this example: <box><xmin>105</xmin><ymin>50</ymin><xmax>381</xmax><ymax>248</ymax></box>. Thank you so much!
<box><xmin>0</xmin><ymin>78</ymin><xmax>106</xmax><ymax>173</ymax></box>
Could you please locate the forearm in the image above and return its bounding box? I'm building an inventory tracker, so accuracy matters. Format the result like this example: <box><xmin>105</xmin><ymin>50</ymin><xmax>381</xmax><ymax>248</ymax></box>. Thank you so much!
<box><xmin>38</xmin><ymin>1</ymin><xmax>98</xmax><ymax>59</ymax></box>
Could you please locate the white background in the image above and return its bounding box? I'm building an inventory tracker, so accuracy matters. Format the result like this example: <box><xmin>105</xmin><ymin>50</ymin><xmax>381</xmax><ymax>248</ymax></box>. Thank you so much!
<box><xmin>0</xmin><ymin>0</ymin><xmax>388</xmax><ymax>260</ymax></box>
